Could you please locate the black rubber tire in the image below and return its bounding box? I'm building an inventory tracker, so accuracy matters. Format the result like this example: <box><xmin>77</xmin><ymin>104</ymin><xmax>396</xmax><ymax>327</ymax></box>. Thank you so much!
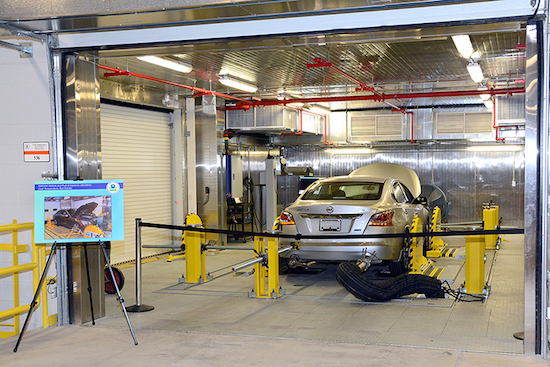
<box><xmin>105</xmin><ymin>267</ymin><xmax>125</xmax><ymax>294</ymax></box>
<box><xmin>336</xmin><ymin>262</ymin><xmax>444</xmax><ymax>302</ymax></box>
<box><xmin>279</xmin><ymin>257</ymin><xmax>290</xmax><ymax>274</ymax></box>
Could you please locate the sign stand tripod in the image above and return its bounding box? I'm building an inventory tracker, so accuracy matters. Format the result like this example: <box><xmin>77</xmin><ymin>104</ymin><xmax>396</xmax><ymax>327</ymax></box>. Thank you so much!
<box><xmin>14</xmin><ymin>240</ymin><xmax>138</xmax><ymax>352</ymax></box>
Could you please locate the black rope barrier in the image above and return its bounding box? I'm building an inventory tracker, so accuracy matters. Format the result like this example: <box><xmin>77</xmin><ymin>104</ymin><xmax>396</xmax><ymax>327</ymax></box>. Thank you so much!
<box><xmin>138</xmin><ymin>220</ymin><xmax>524</xmax><ymax>241</ymax></box>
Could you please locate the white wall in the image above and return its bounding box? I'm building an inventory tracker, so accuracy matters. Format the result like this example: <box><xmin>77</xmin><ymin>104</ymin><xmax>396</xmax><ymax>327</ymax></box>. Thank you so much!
<box><xmin>0</xmin><ymin>39</ymin><xmax>55</xmax><ymax>333</ymax></box>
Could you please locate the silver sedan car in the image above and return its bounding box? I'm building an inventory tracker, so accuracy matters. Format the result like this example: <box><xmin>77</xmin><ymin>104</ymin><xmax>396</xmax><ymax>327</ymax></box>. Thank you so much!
<box><xmin>279</xmin><ymin>163</ymin><xmax>428</xmax><ymax>274</ymax></box>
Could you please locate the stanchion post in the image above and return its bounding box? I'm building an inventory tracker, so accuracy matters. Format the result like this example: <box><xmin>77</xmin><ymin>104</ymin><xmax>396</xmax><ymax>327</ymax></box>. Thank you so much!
<box><xmin>183</xmin><ymin>214</ymin><xmax>207</xmax><ymax>284</ymax></box>
<box><xmin>464</xmin><ymin>230</ymin><xmax>486</xmax><ymax>294</ymax></box>
<box><xmin>127</xmin><ymin>218</ymin><xmax>154</xmax><ymax>312</ymax></box>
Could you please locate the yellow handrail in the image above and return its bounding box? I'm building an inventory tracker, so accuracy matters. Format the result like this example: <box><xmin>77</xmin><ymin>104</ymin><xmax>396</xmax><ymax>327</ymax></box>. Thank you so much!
<box><xmin>0</xmin><ymin>220</ymin><xmax>55</xmax><ymax>338</ymax></box>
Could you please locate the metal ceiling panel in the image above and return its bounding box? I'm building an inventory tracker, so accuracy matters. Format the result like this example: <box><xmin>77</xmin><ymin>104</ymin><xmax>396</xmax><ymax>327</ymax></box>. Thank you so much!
<box><xmin>96</xmin><ymin>22</ymin><xmax>526</xmax><ymax>110</ymax></box>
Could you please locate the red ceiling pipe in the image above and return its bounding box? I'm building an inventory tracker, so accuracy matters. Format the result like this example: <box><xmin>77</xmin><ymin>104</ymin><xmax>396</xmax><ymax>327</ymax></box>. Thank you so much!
<box><xmin>308</xmin><ymin>57</ymin><xmax>408</xmax><ymax>113</ymax></box>
<box><xmin>225</xmin><ymin>87</ymin><xmax>525</xmax><ymax>109</ymax></box>
<box><xmin>307</xmin><ymin>58</ymin><xmax>383</xmax><ymax>98</ymax></box>
<box><xmin>391</xmin><ymin>108</ymin><xmax>414</xmax><ymax>143</ymax></box>
<box><xmin>407</xmin><ymin>111</ymin><xmax>415</xmax><ymax>143</ymax></box>
<box><xmin>99</xmin><ymin>64</ymin><xmax>256</xmax><ymax>105</ymax></box>
<box><xmin>492</xmin><ymin>99</ymin><xmax>505</xmax><ymax>142</ymax></box>
<box><xmin>280</xmin><ymin>107</ymin><xmax>331</xmax><ymax>145</ymax></box>
<box><xmin>491</xmin><ymin>99</ymin><xmax>522</xmax><ymax>143</ymax></box>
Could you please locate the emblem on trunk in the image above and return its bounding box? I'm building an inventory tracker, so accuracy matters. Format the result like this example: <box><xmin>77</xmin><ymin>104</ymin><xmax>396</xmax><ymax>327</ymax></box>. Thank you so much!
<box><xmin>326</xmin><ymin>206</ymin><xmax>334</xmax><ymax>213</ymax></box>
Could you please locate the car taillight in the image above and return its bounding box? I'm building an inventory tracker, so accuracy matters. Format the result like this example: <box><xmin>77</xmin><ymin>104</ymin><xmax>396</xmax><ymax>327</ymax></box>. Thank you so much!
<box><xmin>368</xmin><ymin>210</ymin><xmax>394</xmax><ymax>226</ymax></box>
<box><xmin>280</xmin><ymin>211</ymin><xmax>295</xmax><ymax>225</ymax></box>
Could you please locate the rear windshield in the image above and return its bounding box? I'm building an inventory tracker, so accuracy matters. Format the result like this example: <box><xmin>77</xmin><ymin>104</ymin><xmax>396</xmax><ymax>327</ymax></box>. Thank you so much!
<box><xmin>301</xmin><ymin>182</ymin><xmax>383</xmax><ymax>200</ymax></box>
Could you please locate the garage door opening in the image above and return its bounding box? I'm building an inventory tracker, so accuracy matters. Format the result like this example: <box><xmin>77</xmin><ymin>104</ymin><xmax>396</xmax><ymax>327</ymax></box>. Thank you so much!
<box><xmin>50</xmin><ymin>14</ymin><xmax>544</xmax><ymax>357</ymax></box>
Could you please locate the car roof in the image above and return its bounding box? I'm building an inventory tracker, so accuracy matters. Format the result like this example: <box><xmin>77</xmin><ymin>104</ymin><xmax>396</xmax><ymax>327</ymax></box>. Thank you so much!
<box><xmin>349</xmin><ymin>163</ymin><xmax>421</xmax><ymax>198</ymax></box>
<box><xmin>315</xmin><ymin>175</ymin><xmax>387</xmax><ymax>184</ymax></box>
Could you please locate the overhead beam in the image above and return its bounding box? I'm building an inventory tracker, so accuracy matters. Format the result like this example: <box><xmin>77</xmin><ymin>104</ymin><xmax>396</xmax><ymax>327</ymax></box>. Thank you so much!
<box><xmin>57</xmin><ymin>0</ymin><xmax>534</xmax><ymax>49</ymax></box>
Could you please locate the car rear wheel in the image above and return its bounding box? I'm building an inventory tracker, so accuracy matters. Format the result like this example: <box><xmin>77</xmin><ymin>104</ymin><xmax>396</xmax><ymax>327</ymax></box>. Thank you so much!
<box><xmin>389</xmin><ymin>259</ymin><xmax>407</xmax><ymax>276</ymax></box>
<box><xmin>389</xmin><ymin>230</ymin><xmax>412</xmax><ymax>276</ymax></box>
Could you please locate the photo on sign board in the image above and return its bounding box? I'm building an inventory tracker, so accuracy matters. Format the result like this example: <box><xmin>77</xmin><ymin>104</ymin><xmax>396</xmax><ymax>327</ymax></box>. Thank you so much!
<box><xmin>34</xmin><ymin>180</ymin><xmax>124</xmax><ymax>244</ymax></box>
<box><xmin>44</xmin><ymin>195</ymin><xmax>112</xmax><ymax>240</ymax></box>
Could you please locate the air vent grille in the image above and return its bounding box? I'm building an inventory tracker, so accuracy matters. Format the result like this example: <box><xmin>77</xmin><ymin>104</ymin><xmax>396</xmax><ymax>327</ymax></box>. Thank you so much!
<box><xmin>349</xmin><ymin>113</ymin><xmax>403</xmax><ymax>141</ymax></box>
<box><xmin>436</xmin><ymin>112</ymin><xmax>492</xmax><ymax>135</ymax></box>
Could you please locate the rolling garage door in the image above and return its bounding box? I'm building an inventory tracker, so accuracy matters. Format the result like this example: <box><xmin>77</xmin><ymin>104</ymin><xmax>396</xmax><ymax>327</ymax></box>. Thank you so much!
<box><xmin>101</xmin><ymin>103</ymin><xmax>173</xmax><ymax>263</ymax></box>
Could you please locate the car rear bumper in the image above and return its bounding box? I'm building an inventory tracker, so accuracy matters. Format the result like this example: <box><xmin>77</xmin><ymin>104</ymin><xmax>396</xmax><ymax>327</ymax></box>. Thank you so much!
<box><xmin>279</xmin><ymin>237</ymin><xmax>403</xmax><ymax>262</ymax></box>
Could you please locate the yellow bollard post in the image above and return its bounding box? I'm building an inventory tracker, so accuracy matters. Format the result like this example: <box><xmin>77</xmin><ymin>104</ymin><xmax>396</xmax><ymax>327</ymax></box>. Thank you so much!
<box><xmin>409</xmin><ymin>216</ymin><xmax>432</xmax><ymax>274</ymax></box>
<box><xmin>267</xmin><ymin>235</ymin><xmax>283</xmax><ymax>299</ymax></box>
<box><xmin>464</xmin><ymin>231</ymin><xmax>485</xmax><ymax>294</ymax></box>
<box><xmin>184</xmin><ymin>214</ymin><xmax>207</xmax><ymax>283</ymax></box>
<box><xmin>251</xmin><ymin>235</ymin><xmax>284</xmax><ymax>299</ymax></box>
<box><xmin>253</xmin><ymin>236</ymin><xmax>268</xmax><ymax>298</ymax></box>
<box><xmin>426</xmin><ymin>207</ymin><xmax>448</xmax><ymax>258</ymax></box>
<box><xmin>483</xmin><ymin>206</ymin><xmax>498</xmax><ymax>250</ymax></box>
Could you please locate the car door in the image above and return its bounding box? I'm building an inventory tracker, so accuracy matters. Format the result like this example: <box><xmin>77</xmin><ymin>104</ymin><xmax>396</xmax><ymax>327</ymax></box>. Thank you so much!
<box><xmin>391</xmin><ymin>181</ymin><xmax>411</xmax><ymax>223</ymax></box>
<box><xmin>393</xmin><ymin>181</ymin><xmax>422</xmax><ymax>222</ymax></box>
<box><xmin>398</xmin><ymin>181</ymin><xmax>428</xmax><ymax>224</ymax></box>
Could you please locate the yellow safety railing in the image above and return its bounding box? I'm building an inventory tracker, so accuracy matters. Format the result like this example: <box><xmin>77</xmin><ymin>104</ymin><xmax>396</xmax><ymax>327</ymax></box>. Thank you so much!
<box><xmin>0</xmin><ymin>220</ymin><xmax>56</xmax><ymax>338</ymax></box>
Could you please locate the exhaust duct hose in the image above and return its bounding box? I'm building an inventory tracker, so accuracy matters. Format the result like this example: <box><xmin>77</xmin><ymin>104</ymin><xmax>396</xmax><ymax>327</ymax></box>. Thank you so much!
<box><xmin>336</xmin><ymin>262</ymin><xmax>445</xmax><ymax>302</ymax></box>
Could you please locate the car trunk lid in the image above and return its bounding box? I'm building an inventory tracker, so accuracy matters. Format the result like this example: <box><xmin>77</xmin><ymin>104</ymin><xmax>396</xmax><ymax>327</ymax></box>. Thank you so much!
<box><xmin>291</xmin><ymin>202</ymin><xmax>377</xmax><ymax>235</ymax></box>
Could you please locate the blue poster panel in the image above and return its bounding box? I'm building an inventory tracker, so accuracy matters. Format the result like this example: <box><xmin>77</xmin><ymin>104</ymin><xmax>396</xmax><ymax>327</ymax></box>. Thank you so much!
<box><xmin>35</xmin><ymin>180</ymin><xmax>124</xmax><ymax>243</ymax></box>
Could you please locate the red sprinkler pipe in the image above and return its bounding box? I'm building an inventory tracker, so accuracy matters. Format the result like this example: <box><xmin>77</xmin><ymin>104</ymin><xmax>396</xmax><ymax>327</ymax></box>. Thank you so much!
<box><xmin>99</xmin><ymin>64</ymin><xmax>256</xmax><ymax>105</ymax></box>
<box><xmin>307</xmin><ymin>58</ymin><xmax>383</xmax><ymax>98</ymax></box>
<box><xmin>407</xmin><ymin>111</ymin><xmax>414</xmax><ymax>143</ymax></box>
<box><xmin>225</xmin><ymin>87</ymin><xmax>525</xmax><ymax>109</ymax></box>
<box><xmin>281</xmin><ymin>107</ymin><xmax>330</xmax><ymax>143</ymax></box>
<box><xmin>391</xmin><ymin>108</ymin><xmax>414</xmax><ymax>143</ymax></box>
<box><xmin>492</xmin><ymin>98</ymin><xmax>505</xmax><ymax>142</ymax></box>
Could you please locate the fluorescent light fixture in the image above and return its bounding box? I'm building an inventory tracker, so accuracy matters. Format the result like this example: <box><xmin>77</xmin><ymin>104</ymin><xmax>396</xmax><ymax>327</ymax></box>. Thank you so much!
<box><xmin>137</xmin><ymin>56</ymin><xmax>192</xmax><ymax>73</ymax></box>
<box><xmin>467</xmin><ymin>145</ymin><xmax>522</xmax><ymax>152</ymax></box>
<box><xmin>483</xmin><ymin>99</ymin><xmax>494</xmax><ymax>109</ymax></box>
<box><xmin>471</xmin><ymin>51</ymin><xmax>481</xmax><ymax>60</ymax></box>
<box><xmin>219</xmin><ymin>74</ymin><xmax>258</xmax><ymax>93</ymax></box>
<box><xmin>325</xmin><ymin>148</ymin><xmax>372</xmax><ymax>154</ymax></box>
<box><xmin>467</xmin><ymin>62</ymin><xmax>484</xmax><ymax>83</ymax></box>
<box><xmin>452</xmin><ymin>35</ymin><xmax>474</xmax><ymax>58</ymax></box>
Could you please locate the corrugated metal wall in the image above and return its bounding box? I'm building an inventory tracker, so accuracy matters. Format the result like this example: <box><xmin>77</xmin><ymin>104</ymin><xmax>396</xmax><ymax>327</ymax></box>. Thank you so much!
<box><xmin>282</xmin><ymin>146</ymin><xmax>524</xmax><ymax>227</ymax></box>
<box><xmin>101</xmin><ymin>103</ymin><xmax>174</xmax><ymax>263</ymax></box>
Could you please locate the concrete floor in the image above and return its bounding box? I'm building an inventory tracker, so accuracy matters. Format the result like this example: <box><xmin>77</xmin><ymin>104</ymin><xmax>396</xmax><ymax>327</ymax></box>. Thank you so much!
<box><xmin>0</xmin><ymin>325</ymin><xmax>547</xmax><ymax>367</ymax></box>
<box><xmin>1</xmin><ymin>234</ymin><xmax>547</xmax><ymax>366</ymax></box>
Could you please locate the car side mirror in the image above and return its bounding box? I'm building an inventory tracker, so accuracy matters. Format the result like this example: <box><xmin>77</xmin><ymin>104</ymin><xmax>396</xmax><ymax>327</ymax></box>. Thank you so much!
<box><xmin>413</xmin><ymin>196</ymin><xmax>427</xmax><ymax>205</ymax></box>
